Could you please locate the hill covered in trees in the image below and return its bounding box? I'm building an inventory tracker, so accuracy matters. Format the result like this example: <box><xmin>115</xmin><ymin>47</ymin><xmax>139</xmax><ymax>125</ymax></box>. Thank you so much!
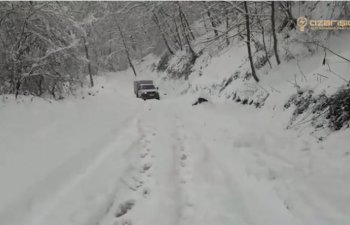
<box><xmin>1</xmin><ymin>1</ymin><xmax>349</xmax><ymax>98</ymax></box>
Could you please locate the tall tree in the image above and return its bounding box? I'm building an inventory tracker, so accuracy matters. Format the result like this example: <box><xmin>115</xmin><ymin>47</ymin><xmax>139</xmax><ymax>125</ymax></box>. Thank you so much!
<box><xmin>179</xmin><ymin>6</ymin><xmax>197</xmax><ymax>58</ymax></box>
<box><xmin>271</xmin><ymin>1</ymin><xmax>281</xmax><ymax>65</ymax></box>
<box><xmin>117</xmin><ymin>23</ymin><xmax>137</xmax><ymax>76</ymax></box>
<box><xmin>256</xmin><ymin>2</ymin><xmax>271</xmax><ymax>68</ymax></box>
<box><xmin>82</xmin><ymin>35</ymin><xmax>94</xmax><ymax>87</ymax></box>
<box><xmin>225</xmin><ymin>8</ymin><xmax>230</xmax><ymax>46</ymax></box>
<box><xmin>244</xmin><ymin>1</ymin><xmax>259</xmax><ymax>82</ymax></box>
<box><xmin>0</xmin><ymin>2</ymin><xmax>86</xmax><ymax>98</ymax></box>
<box><xmin>177</xmin><ymin>2</ymin><xmax>195</xmax><ymax>41</ymax></box>
<box><xmin>205</xmin><ymin>4</ymin><xmax>218</xmax><ymax>37</ymax></box>
<box><xmin>152</xmin><ymin>11</ymin><xmax>174</xmax><ymax>55</ymax></box>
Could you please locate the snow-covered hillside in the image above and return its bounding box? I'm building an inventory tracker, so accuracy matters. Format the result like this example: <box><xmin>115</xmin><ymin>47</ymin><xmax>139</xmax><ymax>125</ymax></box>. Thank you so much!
<box><xmin>1</xmin><ymin>33</ymin><xmax>350</xmax><ymax>225</ymax></box>
<box><xmin>1</xmin><ymin>4</ymin><xmax>350</xmax><ymax>224</ymax></box>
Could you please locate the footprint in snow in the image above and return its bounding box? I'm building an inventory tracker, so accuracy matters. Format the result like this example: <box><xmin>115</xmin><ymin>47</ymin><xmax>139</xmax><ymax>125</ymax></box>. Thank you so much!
<box><xmin>142</xmin><ymin>163</ymin><xmax>152</xmax><ymax>172</ymax></box>
<box><xmin>142</xmin><ymin>187</ymin><xmax>150</xmax><ymax>198</ymax></box>
<box><xmin>135</xmin><ymin>180</ymin><xmax>143</xmax><ymax>189</ymax></box>
<box><xmin>115</xmin><ymin>200</ymin><xmax>135</xmax><ymax>218</ymax></box>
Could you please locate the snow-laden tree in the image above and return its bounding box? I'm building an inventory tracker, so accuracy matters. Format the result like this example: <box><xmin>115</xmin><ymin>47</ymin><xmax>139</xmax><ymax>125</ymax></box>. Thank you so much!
<box><xmin>1</xmin><ymin>1</ymin><xmax>350</xmax><ymax>97</ymax></box>
<box><xmin>0</xmin><ymin>2</ymin><xmax>89</xmax><ymax>98</ymax></box>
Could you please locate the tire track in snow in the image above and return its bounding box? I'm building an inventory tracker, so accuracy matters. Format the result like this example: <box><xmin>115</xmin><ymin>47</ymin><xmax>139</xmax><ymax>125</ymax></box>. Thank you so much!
<box><xmin>102</xmin><ymin>102</ymin><xmax>195</xmax><ymax>225</ymax></box>
<box><xmin>178</xmin><ymin>115</ymin><xmax>304</xmax><ymax>225</ymax></box>
<box><xmin>173</xmin><ymin>118</ymin><xmax>196</xmax><ymax>225</ymax></box>
<box><xmin>3</xmin><ymin>114</ymin><xmax>145</xmax><ymax>225</ymax></box>
<box><xmin>98</xmin><ymin>116</ymin><xmax>158</xmax><ymax>225</ymax></box>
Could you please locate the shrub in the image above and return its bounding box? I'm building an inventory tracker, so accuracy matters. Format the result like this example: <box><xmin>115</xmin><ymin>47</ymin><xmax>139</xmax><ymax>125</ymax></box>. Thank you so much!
<box><xmin>167</xmin><ymin>53</ymin><xmax>198</xmax><ymax>80</ymax></box>
<box><xmin>156</xmin><ymin>52</ymin><xmax>172</xmax><ymax>72</ymax></box>
<box><xmin>327</xmin><ymin>87</ymin><xmax>350</xmax><ymax>130</ymax></box>
<box><xmin>285</xmin><ymin>86</ymin><xmax>350</xmax><ymax>131</ymax></box>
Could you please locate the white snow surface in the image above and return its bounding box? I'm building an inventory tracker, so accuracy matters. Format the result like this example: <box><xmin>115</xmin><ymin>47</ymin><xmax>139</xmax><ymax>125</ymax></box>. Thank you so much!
<box><xmin>1</xmin><ymin>35</ymin><xmax>350</xmax><ymax>225</ymax></box>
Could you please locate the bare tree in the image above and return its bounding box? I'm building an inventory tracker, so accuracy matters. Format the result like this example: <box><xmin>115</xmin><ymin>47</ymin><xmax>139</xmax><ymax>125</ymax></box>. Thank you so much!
<box><xmin>152</xmin><ymin>11</ymin><xmax>175</xmax><ymax>55</ymax></box>
<box><xmin>244</xmin><ymin>1</ymin><xmax>259</xmax><ymax>82</ymax></box>
<box><xmin>82</xmin><ymin>35</ymin><xmax>94</xmax><ymax>87</ymax></box>
<box><xmin>271</xmin><ymin>1</ymin><xmax>281</xmax><ymax>65</ymax></box>
<box><xmin>204</xmin><ymin>2</ymin><xmax>218</xmax><ymax>37</ymax></box>
<box><xmin>256</xmin><ymin>3</ymin><xmax>271</xmax><ymax>68</ymax></box>
<box><xmin>177</xmin><ymin>2</ymin><xmax>195</xmax><ymax>41</ymax></box>
<box><xmin>173</xmin><ymin>17</ymin><xmax>183</xmax><ymax>50</ymax></box>
<box><xmin>225</xmin><ymin>8</ymin><xmax>230</xmax><ymax>46</ymax></box>
<box><xmin>278</xmin><ymin>1</ymin><xmax>296</xmax><ymax>32</ymax></box>
<box><xmin>117</xmin><ymin>23</ymin><xmax>137</xmax><ymax>76</ymax></box>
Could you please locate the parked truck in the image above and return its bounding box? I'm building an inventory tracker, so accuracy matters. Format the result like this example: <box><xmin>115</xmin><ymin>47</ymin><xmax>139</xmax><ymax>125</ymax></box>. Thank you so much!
<box><xmin>133</xmin><ymin>80</ymin><xmax>160</xmax><ymax>100</ymax></box>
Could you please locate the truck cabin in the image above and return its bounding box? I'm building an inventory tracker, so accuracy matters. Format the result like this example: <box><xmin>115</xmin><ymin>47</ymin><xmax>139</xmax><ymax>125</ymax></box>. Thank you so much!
<box><xmin>140</xmin><ymin>84</ymin><xmax>156</xmax><ymax>90</ymax></box>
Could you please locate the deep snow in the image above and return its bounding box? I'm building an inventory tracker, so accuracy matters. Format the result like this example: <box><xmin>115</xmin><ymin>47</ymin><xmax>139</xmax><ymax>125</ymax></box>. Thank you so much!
<box><xmin>1</xmin><ymin>34</ymin><xmax>350</xmax><ymax>225</ymax></box>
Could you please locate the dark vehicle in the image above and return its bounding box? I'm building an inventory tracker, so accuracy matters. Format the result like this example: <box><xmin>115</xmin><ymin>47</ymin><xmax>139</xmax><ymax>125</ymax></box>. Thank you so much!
<box><xmin>133</xmin><ymin>80</ymin><xmax>160</xmax><ymax>100</ymax></box>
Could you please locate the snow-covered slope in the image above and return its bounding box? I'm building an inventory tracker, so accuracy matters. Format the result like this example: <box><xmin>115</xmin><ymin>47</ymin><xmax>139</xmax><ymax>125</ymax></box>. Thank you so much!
<box><xmin>1</xmin><ymin>29</ymin><xmax>350</xmax><ymax>225</ymax></box>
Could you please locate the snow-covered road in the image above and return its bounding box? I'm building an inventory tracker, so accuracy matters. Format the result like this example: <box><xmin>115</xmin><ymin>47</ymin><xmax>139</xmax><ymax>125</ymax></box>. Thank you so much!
<box><xmin>97</xmin><ymin>99</ymin><xmax>302</xmax><ymax>225</ymax></box>
<box><xmin>1</xmin><ymin>73</ymin><xmax>349</xmax><ymax>225</ymax></box>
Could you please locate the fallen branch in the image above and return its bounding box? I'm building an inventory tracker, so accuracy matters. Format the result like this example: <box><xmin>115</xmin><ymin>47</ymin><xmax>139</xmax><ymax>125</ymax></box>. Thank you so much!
<box><xmin>296</xmin><ymin>58</ymin><xmax>307</xmax><ymax>81</ymax></box>
<box><xmin>303</xmin><ymin>41</ymin><xmax>350</xmax><ymax>63</ymax></box>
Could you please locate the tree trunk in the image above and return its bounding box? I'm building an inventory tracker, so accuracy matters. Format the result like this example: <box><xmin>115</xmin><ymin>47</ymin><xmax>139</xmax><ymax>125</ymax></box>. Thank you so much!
<box><xmin>261</xmin><ymin>25</ymin><xmax>272</xmax><ymax>68</ymax></box>
<box><xmin>117</xmin><ymin>24</ymin><xmax>137</xmax><ymax>77</ymax></box>
<box><xmin>207</xmin><ymin>9</ymin><xmax>218</xmax><ymax>37</ymax></box>
<box><xmin>15</xmin><ymin>79</ymin><xmax>21</xmax><ymax>99</ymax></box>
<box><xmin>179</xmin><ymin>9</ymin><xmax>197</xmax><ymax>58</ymax></box>
<box><xmin>10</xmin><ymin>59</ymin><xmax>16</xmax><ymax>95</ymax></box>
<box><xmin>286</xmin><ymin>2</ymin><xmax>295</xmax><ymax>23</ymax></box>
<box><xmin>177</xmin><ymin>2</ymin><xmax>195</xmax><ymax>41</ymax></box>
<box><xmin>257</xmin><ymin>3</ymin><xmax>272</xmax><ymax>68</ymax></box>
<box><xmin>271</xmin><ymin>1</ymin><xmax>281</xmax><ymax>65</ymax></box>
<box><xmin>225</xmin><ymin>8</ymin><xmax>230</xmax><ymax>46</ymax></box>
<box><xmin>173</xmin><ymin>18</ymin><xmax>183</xmax><ymax>50</ymax></box>
<box><xmin>202</xmin><ymin>14</ymin><xmax>208</xmax><ymax>32</ymax></box>
<box><xmin>244</xmin><ymin>1</ymin><xmax>259</xmax><ymax>82</ymax></box>
<box><xmin>278</xmin><ymin>1</ymin><xmax>296</xmax><ymax>31</ymax></box>
<box><xmin>82</xmin><ymin>36</ymin><xmax>94</xmax><ymax>87</ymax></box>
<box><xmin>152</xmin><ymin>12</ymin><xmax>174</xmax><ymax>55</ymax></box>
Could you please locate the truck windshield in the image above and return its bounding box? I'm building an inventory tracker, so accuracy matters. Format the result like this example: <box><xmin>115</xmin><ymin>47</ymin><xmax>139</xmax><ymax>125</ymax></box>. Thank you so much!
<box><xmin>141</xmin><ymin>85</ymin><xmax>155</xmax><ymax>90</ymax></box>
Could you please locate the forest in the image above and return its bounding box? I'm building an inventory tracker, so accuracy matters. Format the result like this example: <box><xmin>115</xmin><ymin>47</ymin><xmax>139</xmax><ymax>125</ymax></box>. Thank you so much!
<box><xmin>1</xmin><ymin>1</ymin><xmax>349</xmax><ymax>99</ymax></box>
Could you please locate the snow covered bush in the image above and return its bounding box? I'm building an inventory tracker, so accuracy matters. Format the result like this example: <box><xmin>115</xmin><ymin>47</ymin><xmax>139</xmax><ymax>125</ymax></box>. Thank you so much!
<box><xmin>156</xmin><ymin>52</ymin><xmax>172</xmax><ymax>72</ymax></box>
<box><xmin>317</xmin><ymin>86</ymin><xmax>350</xmax><ymax>130</ymax></box>
<box><xmin>285</xmin><ymin>85</ymin><xmax>350</xmax><ymax>131</ymax></box>
<box><xmin>166</xmin><ymin>51</ymin><xmax>197</xmax><ymax>80</ymax></box>
<box><xmin>285</xmin><ymin>89</ymin><xmax>314</xmax><ymax>116</ymax></box>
